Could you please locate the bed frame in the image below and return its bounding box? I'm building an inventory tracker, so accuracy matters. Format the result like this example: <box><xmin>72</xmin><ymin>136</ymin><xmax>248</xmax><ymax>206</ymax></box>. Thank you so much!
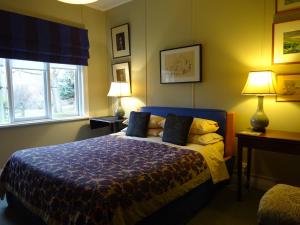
<box><xmin>7</xmin><ymin>106</ymin><xmax>236</xmax><ymax>225</ymax></box>
<box><xmin>137</xmin><ymin>106</ymin><xmax>236</xmax><ymax>225</ymax></box>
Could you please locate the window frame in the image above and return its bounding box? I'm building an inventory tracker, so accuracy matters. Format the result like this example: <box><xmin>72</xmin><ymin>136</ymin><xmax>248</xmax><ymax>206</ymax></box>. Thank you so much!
<box><xmin>0</xmin><ymin>58</ymin><xmax>85</xmax><ymax>125</ymax></box>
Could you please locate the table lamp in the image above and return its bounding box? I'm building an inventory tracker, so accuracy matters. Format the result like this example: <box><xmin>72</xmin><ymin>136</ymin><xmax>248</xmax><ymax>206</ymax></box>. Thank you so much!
<box><xmin>107</xmin><ymin>82</ymin><xmax>131</xmax><ymax>119</ymax></box>
<box><xmin>242</xmin><ymin>71</ymin><xmax>276</xmax><ymax>132</ymax></box>
<box><xmin>58</xmin><ymin>0</ymin><xmax>98</xmax><ymax>4</ymax></box>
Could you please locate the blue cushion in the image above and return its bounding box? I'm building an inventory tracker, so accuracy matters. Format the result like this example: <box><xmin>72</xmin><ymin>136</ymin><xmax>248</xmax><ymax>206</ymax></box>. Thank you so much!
<box><xmin>126</xmin><ymin>112</ymin><xmax>151</xmax><ymax>137</ymax></box>
<box><xmin>162</xmin><ymin>114</ymin><xmax>193</xmax><ymax>146</ymax></box>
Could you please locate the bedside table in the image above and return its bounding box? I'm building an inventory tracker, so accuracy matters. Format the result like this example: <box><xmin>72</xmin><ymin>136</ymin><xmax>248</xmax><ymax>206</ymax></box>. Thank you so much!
<box><xmin>236</xmin><ymin>129</ymin><xmax>300</xmax><ymax>201</ymax></box>
<box><xmin>90</xmin><ymin>116</ymin><xmax>126</xmax><ymax>133</ymax></box>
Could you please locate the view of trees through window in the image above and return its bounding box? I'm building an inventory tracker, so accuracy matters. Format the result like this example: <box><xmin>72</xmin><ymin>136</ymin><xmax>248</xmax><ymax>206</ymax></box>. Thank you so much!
<box><xmin>50</xmin><ymin>64</ymin><xmax>78</xmax><ymax>118</ymax></box>
<box><xmin>11</xmin><ymin>60</ymin><xmax>46</xmax><ymax>120</ymax></box>
<box><xmin>0</xmin><ymin>59</ymin><xmax>83</xmax><ymax>125</ymax></box>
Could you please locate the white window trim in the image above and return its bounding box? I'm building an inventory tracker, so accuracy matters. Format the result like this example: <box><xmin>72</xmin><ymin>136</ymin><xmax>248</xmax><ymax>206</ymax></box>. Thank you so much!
<box><xmin>82</xmin><ymin>66</ymin><xmax>89</xmax><ymax>117</ymax></box>
<box><xmin>0</xmin><ymin>116</ymin><xmax>89</xmax><ymax>129</ymax></box>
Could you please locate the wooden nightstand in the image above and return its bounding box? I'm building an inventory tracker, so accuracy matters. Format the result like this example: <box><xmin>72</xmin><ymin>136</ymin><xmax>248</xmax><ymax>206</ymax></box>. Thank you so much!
<box><xmin>90</xmin><ymin>116</ymin><xmax>126</xmax><ymax>133</ymax></box>
<box><xmin>236</xmin><ymin>130</ymin><xmax>300</xmax><ymax>200</ymax></box>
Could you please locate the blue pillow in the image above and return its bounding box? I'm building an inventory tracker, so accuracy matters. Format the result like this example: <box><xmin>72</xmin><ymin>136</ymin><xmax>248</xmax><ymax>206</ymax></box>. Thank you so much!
<box><xmin>126</xmin><ymin>111</ymin><xmax>151</xmax><ymax>137</ymax></box>
<box><xmin>162</xmin><ymin>114</ymin><xmax>193</xmax><ymax>146</ymax></box>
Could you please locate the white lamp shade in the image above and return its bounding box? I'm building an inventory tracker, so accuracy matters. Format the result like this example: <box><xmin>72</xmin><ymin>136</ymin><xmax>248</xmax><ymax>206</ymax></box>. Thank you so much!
<box><xmin>242</xmin><ymin>71</ymin><xmax>277</xmax><ymax>95</ymax></box>
<box><xmin>58</xmin><ymin>0</ymin><xmax>98</xmax><ymax>4</ymax></box>
<box><xmin>107</xmin><ymin>82</ymin><xmax>131</xmax><ymax>97</ymax></box>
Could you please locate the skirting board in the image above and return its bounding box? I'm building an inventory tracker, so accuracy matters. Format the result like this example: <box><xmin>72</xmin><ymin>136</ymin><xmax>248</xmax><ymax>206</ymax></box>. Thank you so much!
<box><xmin>248</xmin><ymin>174</ymin><xmax>277</xmax><ymax>190</ymax></box>
<box><xmin>231</xmin><ymin>172</ymin><xmax>277</xmax><ymax>191</ymax></box>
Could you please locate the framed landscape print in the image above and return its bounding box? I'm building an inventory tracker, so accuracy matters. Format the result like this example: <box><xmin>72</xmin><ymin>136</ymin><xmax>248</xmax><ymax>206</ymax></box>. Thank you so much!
<box><xmin>273</xmin><ymin>20</ymin><xmax>300</xmax><ymax>64</ymax></box>
<box><xmin>112</xmin><ymin>62</ymin><xmax>131</xmax><ymax>87</ymax></box>
<box><xmin>111</xmin><ymin>24</ymin><xmax>130</xmax><ymax>58</ymax></box>
<box><xmin>160</xmin><ymin>44</ymin><xmax>202</xmax><ymax>84</ymax></box>
<box><xmin>276</xmin><ymin>74</ymin><xmax>300</xmax><ymax>101</ymax></box>
<box><xmin>276</xmin><ymin>0</ymin><xmax>300</xmax><ymax>13</ymax></box>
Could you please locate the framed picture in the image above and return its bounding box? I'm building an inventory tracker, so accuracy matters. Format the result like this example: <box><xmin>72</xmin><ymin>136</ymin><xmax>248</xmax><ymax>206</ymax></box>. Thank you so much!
<box><xmin>160</xmin><ymin>44</ymin><xmax>202</xmax><ymax>84</ymax></box>
<box><xmin>112</xmin><ymin>62</ymin><xmax>131</xmax><ymax>84</ymax></box>
<box><xmin>111</xmin><ymin>23</ymin><xmax>130</xmax><ymax>58</ymax></box>
<box><xmin>273</xmin><ymin>20</ymin><xmax>300</xmax><ymax>64</ymax></box>
<box><xmin>276</xmin><ymin>0</ymin><xmax>300</xmax><ymax>13</ymax></box>
<box><xmin>276</xmin><ymin>74</ymin><xmax>300</xmax><ymax>101</ymax></box>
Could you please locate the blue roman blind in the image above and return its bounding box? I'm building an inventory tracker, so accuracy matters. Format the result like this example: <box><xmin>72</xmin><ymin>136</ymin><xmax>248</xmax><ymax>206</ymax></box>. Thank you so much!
<box><xmin>0</xmin><ymin>10</ymin><xmax>89</xmax><ymax>65</ymax></box>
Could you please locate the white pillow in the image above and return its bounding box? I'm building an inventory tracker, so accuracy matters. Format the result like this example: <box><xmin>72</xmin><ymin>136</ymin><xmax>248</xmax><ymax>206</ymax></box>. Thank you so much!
<box><xmin>148</xmin><ymin>115</ymin><xmax>165</xmax><ymax>128</ymax></box>
<box><xmin>189</xmin><ymin>118</ymin><xmax>219</xmax><ymax>134</ymax></box>
<box><xmin>147</xmin><ymin>128</ymin><xmax>163</xmax><ymax>137</ymax></box>
<box><xmin>159</xmin><ymin>131</ymin><xmax>164</xmax><ymax>137</ymax></box>
<box><xmin>159</xmin><ymin>117</ymin><xmax>219</xmax><ymax>135</ymax></box>
<box><xmin>188</xmin><ymin>133</ymin><xmax>223</xmax><ymax>145</ymax></box>
<box><xmin>122</xmin><ymin>119</ymin><xmax>129</xmax><ymax>125</ymax></box>
<box><xmin>121</xmin><ymin>127</ymin><xmax>162</xmax><ymax>137</ymax></box>
<box><xmin>123</xmin><ymin>115</ymin><xmax>164</xmax><ymax>129</ymax></box>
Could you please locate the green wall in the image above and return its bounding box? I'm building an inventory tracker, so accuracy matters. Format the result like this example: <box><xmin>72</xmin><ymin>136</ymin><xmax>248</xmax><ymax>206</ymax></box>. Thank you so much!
<box><xmin>106</xmin><ymin>0</ymin><xmax>300</xmax><ymax>185</ymax></box>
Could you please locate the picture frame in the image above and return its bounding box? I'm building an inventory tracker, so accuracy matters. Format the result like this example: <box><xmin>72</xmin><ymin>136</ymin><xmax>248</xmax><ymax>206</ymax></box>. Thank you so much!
<box><xmin>273</xmin><ymin>20</ymin><xmax>300</xmax><ymax>64</ymax></box>
<box><xmin>276</xmin><ymin>0</ymin><xmax>300</xmax><ymax>13</ymax></box>
<box><xmin>112</xmin><ymin>62</ymin><xmax>131</xmax><ymax>87</ymax></box>
<box><xmin>111</xmin><ymin>23</ymin><xmax>130</xmax><ymax>58</ymax></box>
<box><xmin>160</xmin><ymin>44</ymin><xmax>202</xmax><ymax>84</ymax></box>
<box><xmin>276</xmin><ymin>74</ymin><xmax>300</xmax><ymax>102</ymax></box>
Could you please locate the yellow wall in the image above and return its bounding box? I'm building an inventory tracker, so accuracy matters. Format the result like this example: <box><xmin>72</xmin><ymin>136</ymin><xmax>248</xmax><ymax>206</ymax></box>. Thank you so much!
<box><xmin>0</xmin><ymin>0</ymin><xmax>110</xmax><ymax>166</ymax></box>
<box><xmin>106</xmin><ymin>0</ymin><xmax>300</xmax><ymax>184</ymax></box>
<box><xmin>0</xmin><ymin>0</ymin><xmax>299</xmax><ymax>185</ymax></box>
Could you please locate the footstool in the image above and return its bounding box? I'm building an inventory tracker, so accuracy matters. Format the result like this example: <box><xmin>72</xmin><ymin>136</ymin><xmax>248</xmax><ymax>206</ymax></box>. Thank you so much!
<box><xmin>258</xmin><ymin>184</ymin><xmax>300</xmax><ymax>225</ymax></box>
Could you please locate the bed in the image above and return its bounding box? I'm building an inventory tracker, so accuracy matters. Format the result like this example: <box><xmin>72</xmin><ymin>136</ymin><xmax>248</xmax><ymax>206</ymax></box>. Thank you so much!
<box><xmin>0</xmin><ymin>106</ymin><xmax>235</xmax><ymax>225</ymax></box>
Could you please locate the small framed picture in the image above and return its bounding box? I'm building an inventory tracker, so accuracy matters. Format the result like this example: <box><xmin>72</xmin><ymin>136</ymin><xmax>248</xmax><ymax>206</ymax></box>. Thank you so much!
<box><xmin>273</xmin><ymin>20</ymin><xmax>300</xmax><ymax>64</ymax></box>
<box><xmin>111</xmin><ymin>23</ymin><xmax>130</xmax><ymax>58</ymax></box>
<box><xmin>276</xmin><ymin>0</ymin><xmax>300</xmax><ymax>13</ymax></box>
<box><xmin>276</xmin><ymin>74</ymin><xmax>300</xmax><ymax>102</ymax></box>
<box><xmin>112</xmin><ymin>62</ymin><xmax>131</xmax><ymax>84</ymax></box>
<box><xmin>160</xmin><ymin>44</ymin><xmax>202</xmax><ymax>84</ymax></box>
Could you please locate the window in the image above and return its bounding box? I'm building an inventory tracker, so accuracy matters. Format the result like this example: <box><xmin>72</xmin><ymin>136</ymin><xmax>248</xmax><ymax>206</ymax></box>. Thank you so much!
<box><xmin>0</xmin><ymin>59</ymin><xmax>9</xmax><ymax>124</ymax></box>
<box><xmin>11</xmin><ymin>60</ymin><xmax>47</xmax><ymax>120</ymax></box>
<box><xmin>0</xmin><ymin>58</ymin><xmax>84</xmax><ymax>125</ymax></box>
<box><xmin>50</xmin><ymin>64</ymin><xmax>80</xmax><ymax>118</ymax></box>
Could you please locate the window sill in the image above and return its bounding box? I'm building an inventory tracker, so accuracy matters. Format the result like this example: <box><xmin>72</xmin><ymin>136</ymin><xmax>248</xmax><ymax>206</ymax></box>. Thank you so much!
<box><xmin>0</xmin><ymin>116</ymin><xmax>90</xmax><ymax>129</ymax></box>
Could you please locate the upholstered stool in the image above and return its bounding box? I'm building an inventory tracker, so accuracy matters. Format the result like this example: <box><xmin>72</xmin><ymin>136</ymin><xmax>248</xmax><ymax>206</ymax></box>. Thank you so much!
<box><xmin>258</xmin><ymin>184</ymin><xmax>300</xmax><ymax>225</ymax></box>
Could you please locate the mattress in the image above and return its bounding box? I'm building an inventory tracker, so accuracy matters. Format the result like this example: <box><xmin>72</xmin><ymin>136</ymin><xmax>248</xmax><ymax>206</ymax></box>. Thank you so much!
<box><xmin>0</xmin><ymin>134</ymin><xmax>228</xmax><ymax>225</ymax></box>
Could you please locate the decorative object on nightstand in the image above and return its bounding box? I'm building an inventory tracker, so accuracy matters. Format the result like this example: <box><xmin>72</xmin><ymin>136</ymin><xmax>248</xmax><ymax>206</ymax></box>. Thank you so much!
<box><xmin>242</xmin><ymin>71</ymin><xmax>277</xmax><ymax>132</ymax></box>
<box><xmin>107</xmin><ymin>82</ymin><xmax>131</xmax><ymax>119</ymax></box>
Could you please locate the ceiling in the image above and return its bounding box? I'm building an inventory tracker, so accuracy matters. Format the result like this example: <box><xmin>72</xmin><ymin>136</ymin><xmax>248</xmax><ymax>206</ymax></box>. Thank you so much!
<box><xmin>87</xmin><ymin>0</ymin><xmax>132</xmax><ymax>11</ymax></box>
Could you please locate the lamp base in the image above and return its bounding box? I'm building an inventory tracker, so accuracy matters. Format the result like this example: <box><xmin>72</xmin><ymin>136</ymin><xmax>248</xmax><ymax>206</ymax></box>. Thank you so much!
<box><xmin>114</xmin><ymin>97</ymin><xmax>125</xmax><ymax>119</ymax></box>
<box><xmin>250</xmin><ymin>96</ymin><xmax>269</xmax><ymax>132</ymax></box>
<box><xmin>114</xmin><ymin>108</ymin><xmax>125</xmax><ymax>119</ymax></box>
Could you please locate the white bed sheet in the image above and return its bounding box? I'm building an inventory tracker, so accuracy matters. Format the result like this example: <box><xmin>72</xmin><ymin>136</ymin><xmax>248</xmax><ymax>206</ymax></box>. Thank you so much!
<box><xmin>112</xmin><ymin>132</ymin><xmax>229</xmax><ymax>183</ymax></box>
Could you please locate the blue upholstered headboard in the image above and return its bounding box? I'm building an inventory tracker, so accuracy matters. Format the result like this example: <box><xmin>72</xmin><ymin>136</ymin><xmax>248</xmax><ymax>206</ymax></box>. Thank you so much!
<box><xmin>140</xmin><ymin>106</ymin><xmax>227</xmax><ymax>138</ymax></box>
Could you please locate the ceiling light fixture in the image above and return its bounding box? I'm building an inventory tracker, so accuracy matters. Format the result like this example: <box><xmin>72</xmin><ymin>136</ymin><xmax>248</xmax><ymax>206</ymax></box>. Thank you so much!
<box><xmin>58</xmin><ymin>0</ymin><xmax>98</xmax><ymax>4</ymax></box>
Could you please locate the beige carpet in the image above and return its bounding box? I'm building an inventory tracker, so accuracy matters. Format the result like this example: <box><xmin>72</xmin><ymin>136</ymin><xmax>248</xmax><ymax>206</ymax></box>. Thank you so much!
<box><xmin>0</xmin><ymin>184</ymin><xmax>264</xmax><ymax>225</ymax></box>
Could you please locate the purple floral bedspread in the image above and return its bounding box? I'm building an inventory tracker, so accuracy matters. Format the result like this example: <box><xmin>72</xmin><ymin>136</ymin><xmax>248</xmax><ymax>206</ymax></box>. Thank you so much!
<box><xmin>0</xmin><ymin>135</ymin><xmax>208</xmax><ymax>225</ymax></box>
